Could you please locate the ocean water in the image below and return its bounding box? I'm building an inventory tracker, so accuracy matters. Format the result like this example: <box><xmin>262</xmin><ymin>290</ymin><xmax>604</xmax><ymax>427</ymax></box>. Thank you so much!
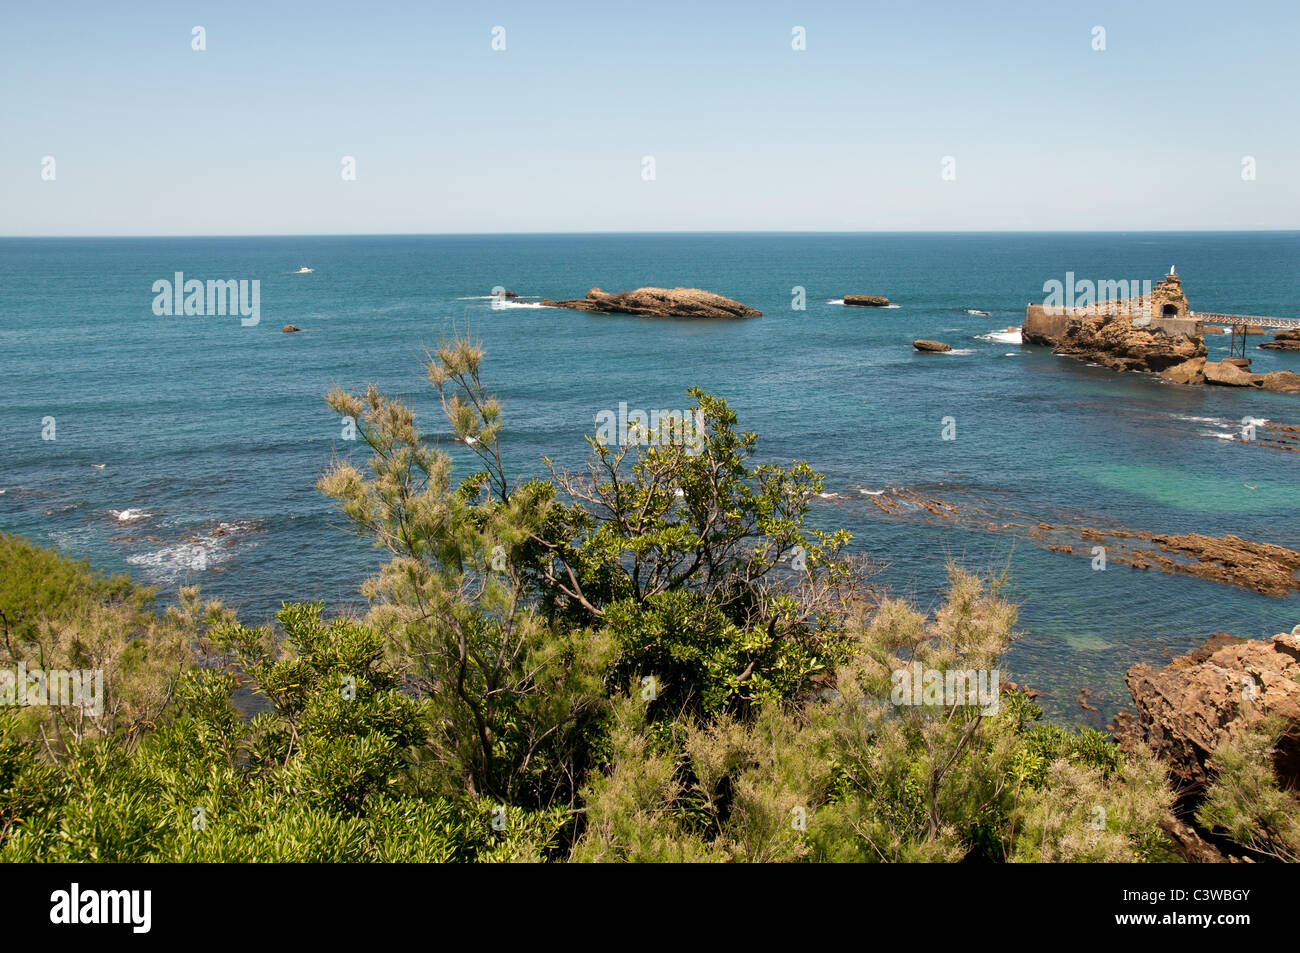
<box><xmin>2</xmin><ymin>232</ymin><xmax>1298</xmax><ymax>724</ymax></box>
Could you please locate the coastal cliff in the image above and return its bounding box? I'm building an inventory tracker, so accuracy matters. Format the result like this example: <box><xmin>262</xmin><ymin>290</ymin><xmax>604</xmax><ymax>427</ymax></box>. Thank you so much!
<box><xmin>1117</xmin><ymin>627</ymin><xmax>1300</xmax><ymax>789</ymax></box>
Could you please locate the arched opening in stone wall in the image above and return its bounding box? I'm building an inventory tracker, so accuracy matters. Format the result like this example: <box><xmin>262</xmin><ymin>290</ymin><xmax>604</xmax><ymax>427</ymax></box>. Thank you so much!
<box><xmin>1161</xmin><ymin>304</ymin><xmax>1179</xmax><ymax>317</ymax></box>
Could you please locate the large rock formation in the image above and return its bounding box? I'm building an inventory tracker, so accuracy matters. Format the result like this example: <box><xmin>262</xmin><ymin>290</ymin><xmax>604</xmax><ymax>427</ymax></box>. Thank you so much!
<box><xmin>912</xmin><ymin>339</ymin><xmax>952</xmax><ymax>352</ymax></box>
<box><xmin>1260</xmin><ymin>329</ymin><xmax>1300</xmax><ymax>351</ymax></box>
<box><xmin>540</xmin><ymin>287</ymin><xmax>761</xmax><ymax>319</ymax></box>
<box><xmin>844</xmin><ymin>295</ymin><xmax>890</xmax><ymax>307</ymax></box>
<box><xmin>1052</xmin><ymin>313</ymin><xmax>1206</xmax><ymax>374</ymax></box>
<box><xmin>1116</xmin><ymin>627</ymin><xmax>1300</xmax><ymax>789</ymax></box>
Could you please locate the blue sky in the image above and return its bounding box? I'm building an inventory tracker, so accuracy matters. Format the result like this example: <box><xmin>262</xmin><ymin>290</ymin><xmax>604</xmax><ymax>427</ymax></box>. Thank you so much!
<box><xmin>2</xmin><ymin>0</ymin><xmax>1297</xmax><ymax>234</ymax></box>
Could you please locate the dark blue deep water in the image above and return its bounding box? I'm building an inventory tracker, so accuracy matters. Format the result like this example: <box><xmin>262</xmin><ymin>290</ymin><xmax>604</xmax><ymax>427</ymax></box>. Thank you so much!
<box><xmin>2</xmin><ymin>232</ymin><xmax>1297</xmax><ymax>722</ymax></box>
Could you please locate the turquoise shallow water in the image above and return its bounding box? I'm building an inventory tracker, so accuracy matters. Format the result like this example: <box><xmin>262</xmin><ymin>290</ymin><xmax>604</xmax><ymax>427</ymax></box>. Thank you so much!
<box><xmin>1</xmin><ymin>232</ymin><xmax>1297</xmax><ymax>723</ymax></box>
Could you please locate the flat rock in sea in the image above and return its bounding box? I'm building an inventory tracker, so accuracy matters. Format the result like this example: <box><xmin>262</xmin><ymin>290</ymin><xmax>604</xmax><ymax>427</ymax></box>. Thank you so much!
<box><xmin>539</xmin><ymin>287</ymin><xmax>761</xmax><ymax>319</ymax></box>
<box><xmin>843</xmin><ymin>295</ymin><xmax>890</xmax><ymax>307</ymax></box>
<box><xmin>913</xmin><ymin>339</ymin><xmax>952</xmax><ymax>352</ymax></box>
<box><xmin>1260</xmin><ymin>329</ymin><xmax>1300</xmax><ymax>350</ymax></box>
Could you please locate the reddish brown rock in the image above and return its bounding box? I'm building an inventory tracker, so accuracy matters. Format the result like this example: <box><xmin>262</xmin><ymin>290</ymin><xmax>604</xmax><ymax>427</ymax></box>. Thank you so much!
<box><xmin>912</xmin><ymin>339</ymin><xmax>952</xmax><ymax>352</ymax></box>
<box><xmin>1148</xmin><ymin>533</ymin><xmax>1300</xmax><ymax>596</ymax></box>
<box><xmin>844</xmin><ymin>295</ymin><xmax>891</xmax><ymax>307</ymax></box>
<box><xmin>1118</xmin><ymin>628</ymin><xmax>1300</xmax><ymax>789</ymax></box>
<box><xmin>541</xmin><ymin>287</ymin><xmax>761</xmax><ymax>319</ymax></box>
<box><xmin>282</xmin><ymin>325</ymin><xmax>301</xmax><ymax>333</ymax></box>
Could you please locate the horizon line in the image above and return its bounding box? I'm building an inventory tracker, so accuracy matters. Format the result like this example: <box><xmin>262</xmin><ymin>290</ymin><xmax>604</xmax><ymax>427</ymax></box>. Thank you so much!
<box><xmin>3</xmin><ymin>227</ymin><xmax>1299</xmax><ymax>240</ymax></box>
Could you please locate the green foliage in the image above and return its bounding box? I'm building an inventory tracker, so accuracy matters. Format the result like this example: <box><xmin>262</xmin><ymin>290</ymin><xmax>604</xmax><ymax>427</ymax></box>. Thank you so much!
<box><xmin>1197</xmin><ymin>715</ymin><xmax>1300</xmax><ymax>862</ymax></box>
<box><xmin>0</xmin><ymin>603</ymin><xmax>563</xmax><ymax>862</ymax></box>
<box><xmin>0</xmin><ymin>532</ymin><xmax>148</xmax><ymax>642</ymax></box>
<box><xmin>574</xmin><ymin>568</ymin><xmax>1178</xmax><ymax>864</ymax></box>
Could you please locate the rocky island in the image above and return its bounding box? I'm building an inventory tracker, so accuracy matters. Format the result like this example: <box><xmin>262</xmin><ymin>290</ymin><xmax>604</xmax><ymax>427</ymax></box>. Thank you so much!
<box><xmin>539</xmin><ymin>286</ymin><xmax>761</xmax><ymax>319</ymax></box>
<box><xmin>1023</xmin><ymin>267</ymin><xmax>1300</xmax><ymax>393</ymax></box>
<box><xmin>843</xmin><ymin>294</ymin><xmax>890</xmax><ymax>307</ymax></box>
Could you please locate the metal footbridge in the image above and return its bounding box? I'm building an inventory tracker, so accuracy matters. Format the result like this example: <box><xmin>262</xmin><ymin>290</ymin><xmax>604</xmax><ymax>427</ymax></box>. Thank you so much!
<box><xmin>1194</xmin><ymin>313</ymin><xmax>1300</xmax><ymax>330</ymax></box>
<box><xmin>1194</xmin><ymin>313</ymin><xmax>1300</xmax><ymax>359</ymax></box>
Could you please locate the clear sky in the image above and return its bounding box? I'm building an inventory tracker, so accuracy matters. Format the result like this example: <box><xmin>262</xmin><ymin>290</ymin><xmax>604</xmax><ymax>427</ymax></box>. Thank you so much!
<box><xmin>2</xmin><ymin>0</ymin><xmax>1297</xmax><ymax>235</ymax></box>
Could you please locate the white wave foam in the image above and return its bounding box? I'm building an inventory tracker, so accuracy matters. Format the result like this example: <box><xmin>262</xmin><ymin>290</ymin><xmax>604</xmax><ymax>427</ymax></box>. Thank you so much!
<box><xmin>817</xmin><ymin>491</ymin><xmax>841</xmax><ymax>500</ymax></box>
<box><xmin>857</xmin><ymin>488</ymin><xmax>886</xmax><ymax>496</ymax></box>
<box><xmin>827</xmin><ymin>298</ymin><xmax>844</xmax><ymax>305</ymax></box>
<box><xmin>965</xmin><ymin>309</ymin><xmax>991</xmax><ymax>316</ymax></box>
<box><xmin>977</xmin><ymin>328</ymin><xmax>1023</xmax><ymax>344</ymax></box>
<box><xmin>945</xmin><ymin>348</ymin><xmax>976</xmax><ymax>355</ymax></box>
<box><xmin>128</xmin><ymin>541</ymin><xmax>222</xmax><ymax>579</ymax></box>
<box><xmin>111</xmin><ymin>509</ymin><xmax>151</xmax><ymax>523</ymax></box>
<box><xmin>124</xmin><ymin>521</ymin><xmax>258</xmax><ymax>581</ymax></box>
<box><xmin>490</xmin><ymin>300</ymin><xmax>551</xmax><ymax>309</ymax></box>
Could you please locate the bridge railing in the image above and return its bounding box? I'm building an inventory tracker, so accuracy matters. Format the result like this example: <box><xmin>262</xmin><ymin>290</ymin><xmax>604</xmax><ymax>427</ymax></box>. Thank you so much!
<box><xmin>1193</xmin><ymin>313</ymin><xmax>1300</xmax><ymax>330</ymax></box>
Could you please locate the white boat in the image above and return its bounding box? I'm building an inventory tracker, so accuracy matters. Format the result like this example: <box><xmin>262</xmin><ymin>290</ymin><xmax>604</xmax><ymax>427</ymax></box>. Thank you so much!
<box><xmin>294</xmin><ymin>266</ymin><xmax>314</xmax><ymax>274</ymax></box>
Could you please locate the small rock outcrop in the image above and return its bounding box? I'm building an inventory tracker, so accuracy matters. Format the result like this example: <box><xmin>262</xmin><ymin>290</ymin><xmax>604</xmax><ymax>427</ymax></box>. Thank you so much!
<box><xmin>843</xmin><ymin>295</ymin><xmax>890</xmax><ymax>307</ymax></box>
<box><xmin>1199</xmin><ymin>362</ymin><xmax>1300</xmax><ymax>393</ymax></box>
<box><xmin>282</xmin><ymin>325</ymin><xmax>301</xmax><ymax>333</ymax></box>
<box><xmin>1116</xmin><ymin>627</ymin><xmax>1300</xmax><ymax>789</ymax></box>
<box><xmin>1262</xmin><ymin>371</ymin><xmax>1300</xmax><ymax>393</ymax></box>
<box><xmin>1203</xmin><ymin>359</ymin><xmax>1260</xmax><ymax>387</ymax></box>
<box><xmin>540</xmin><ymin>287</ymin><xmax>761</xmax><ymax>319</ymax></box>
<box><xmin>912</xmin><ymin>339</ymin><xmax>952</xmax><ymax>353</ymax></box>
<box><xmin>1260</xmin><ymin>329</ymin><xmax>1300</xmax><ymax>351</ymax></box>
<box><xmin>1052</xmin><ymin>314</ymin><xmax>1206</xmax><ymax>374</ymax></box>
